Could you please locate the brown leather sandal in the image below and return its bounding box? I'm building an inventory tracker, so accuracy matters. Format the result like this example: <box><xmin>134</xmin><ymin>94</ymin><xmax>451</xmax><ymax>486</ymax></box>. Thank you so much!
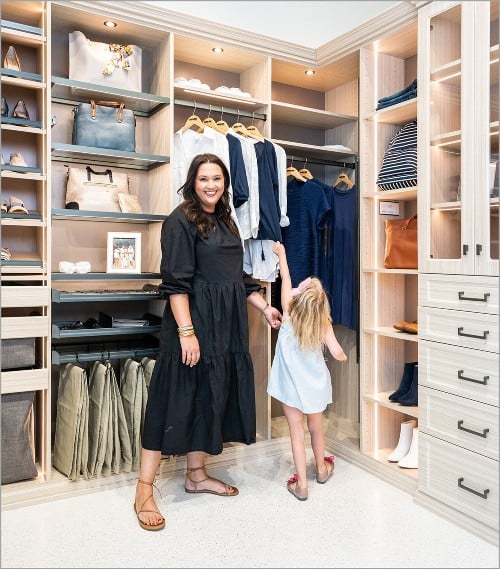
<box><xmin>286</xmin><ymin>474</ymin><xmax>308</xmax><ymax>501</ymax></box>
<box><xmin>184</xmin><ymin>466</ymin><xmax>239</xmax><ymax>497</ymax></box>
<box><xmin>316</xmin><ymin>455</ymin><xmax>335</xmax><ymax>484</ymax></box>
<box><xmin>134</xmin><ymin>479</ymin><xmax>165</xmax><ymax>531</ymax></box>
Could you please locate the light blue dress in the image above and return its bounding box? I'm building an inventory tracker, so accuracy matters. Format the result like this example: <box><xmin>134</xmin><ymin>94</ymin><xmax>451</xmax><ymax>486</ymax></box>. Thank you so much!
<box><xmin>267</xmin><ymin>319</ymin><xmax>332</xmax><ymax>413</ymax></box>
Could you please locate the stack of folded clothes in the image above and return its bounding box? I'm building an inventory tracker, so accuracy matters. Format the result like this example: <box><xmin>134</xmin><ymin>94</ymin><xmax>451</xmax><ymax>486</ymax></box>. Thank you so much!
<box><xmin>376</xmin><ymin>79</ymin><xmax>417</xmax><ymax>111</ymax></box>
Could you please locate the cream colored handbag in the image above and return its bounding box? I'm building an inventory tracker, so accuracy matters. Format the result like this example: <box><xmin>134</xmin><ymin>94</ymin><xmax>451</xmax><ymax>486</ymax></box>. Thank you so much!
<box><xmin>66</xmin><ymin>166</ymin><xmax>129</xmax><ymax>212</ymax></box>
<box><xmin>69</xmin><ymin>30</ymin><xmax>142</xmax><ymax>92</ymax></box>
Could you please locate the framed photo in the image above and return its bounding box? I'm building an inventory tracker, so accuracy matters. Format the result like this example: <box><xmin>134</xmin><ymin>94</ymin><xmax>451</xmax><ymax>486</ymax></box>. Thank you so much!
<box><xmin>106</xmin><ymin>232</ymin><xmax>141</xmax><ymax>274</ymax></box>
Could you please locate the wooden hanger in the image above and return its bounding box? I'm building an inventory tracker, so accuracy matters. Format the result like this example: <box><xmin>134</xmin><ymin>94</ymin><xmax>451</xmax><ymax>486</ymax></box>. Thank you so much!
<box><xmin>286</xmin><ymin>165</ymin><xmax>307</xmax><ymax>182</ymax></box>
<box><xmin>232</xmin><ymin>110</ymin><xmax>250</xmax><ymax>136</ymax></box>
<box><xmin>182</xmin><ymin>110</ymin><xmax>205</xmax><ymax>133</ymax></box>
<box><xmin>245</xmin><ymin>114</ymin><xmax>265</xmax><ymax>142</ymax></box>
<box><xmin>334</xmin><ymin>172</ymin><xmax>354</xmax><ymax>189</ymax></box>
<box><xmin>216</xmin><ymin>107</ymin><xmax>230</xmax><ymax>134</ymax></box>
<box><xmin>298</xmin><ymin>159</ymin><xmax>313</xmax><ymax>179</ymax></box>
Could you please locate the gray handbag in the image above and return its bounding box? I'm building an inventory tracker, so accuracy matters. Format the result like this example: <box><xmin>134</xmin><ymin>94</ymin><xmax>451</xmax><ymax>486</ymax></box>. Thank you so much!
<box><xmin>72</xmin><ymin>100</ymin><xmax>136</xmax><ymax>152</ymax></box>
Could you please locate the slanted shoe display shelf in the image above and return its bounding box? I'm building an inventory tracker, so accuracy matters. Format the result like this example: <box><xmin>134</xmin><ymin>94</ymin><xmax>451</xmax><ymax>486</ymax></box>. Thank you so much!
<box><xmin>1</xmin><ymin>1</ymin><xmax>51</xmax><ymax>499</ymax></box>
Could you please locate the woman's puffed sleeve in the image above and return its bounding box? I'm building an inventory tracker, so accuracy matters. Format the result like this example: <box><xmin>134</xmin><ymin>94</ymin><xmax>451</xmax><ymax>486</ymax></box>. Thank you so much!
<box><xmin>158</xmin><ymin>211</ymin><xmax>197</xmax><ymax>297</ymax></box>
<box><xmin>243</xmin><ymin>271</ymin><xmax>264</xmax><ymax>297</ymax></box>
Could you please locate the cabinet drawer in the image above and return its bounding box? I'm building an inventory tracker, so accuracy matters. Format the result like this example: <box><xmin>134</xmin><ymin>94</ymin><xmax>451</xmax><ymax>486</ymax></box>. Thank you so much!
<box><xmin>420</xmin><ymin>386</ymin><xmax>498</xmax><ymax>460</ymax></box>
<box><xmin>419</xmin><ymin>306</ymin><xmax>499</xmax><ymax>353</ymax></box>
<box><xmin>419</xmin><ymin>433</ymin><xmax>499</xmax><ymax>530</ymax></box>
<box><xmin>1</xmin><ymin>286</ymin><xmax>50</xmax><ymax>308</ymax></box>
<box><xmin>1</xmin><ymin>316</ymin><xmax>49</xmax><ymax>339</ymax></box>
<box><xmin>419</xmin><ymin>274</ymin><xmax>499</xmax><ymax>314</ymax></box>
<box><xmin>419</xmin><ymin>340</ymin><xmax>499</xmax><ymax>406</ymax></box>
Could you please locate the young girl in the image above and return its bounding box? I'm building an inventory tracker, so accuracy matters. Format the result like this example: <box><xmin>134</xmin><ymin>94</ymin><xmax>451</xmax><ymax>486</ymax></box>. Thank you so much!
<box><xmin>268</xmin><ymin>242</ymin><xmax>347</xmax><ymax>501</ymax></box>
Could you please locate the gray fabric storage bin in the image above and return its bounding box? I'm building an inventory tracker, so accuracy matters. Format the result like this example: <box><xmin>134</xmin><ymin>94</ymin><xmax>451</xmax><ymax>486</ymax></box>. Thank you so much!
<box><xmin>1</xmin><ymin>338</ymin><xmax>36</xmax><ymax>371</ymax></box>
<box><xmin>1</xmin><ymin>392</ymin><xmax>38</xmax><ymax>484</ymax></box>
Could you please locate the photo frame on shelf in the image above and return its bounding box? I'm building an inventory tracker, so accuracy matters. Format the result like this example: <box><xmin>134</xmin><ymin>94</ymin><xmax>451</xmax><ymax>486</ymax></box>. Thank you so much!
<box><xmin>106</xmin><ymin>232</ymin><xmax>141</xmax><ymax>273</ymax></box>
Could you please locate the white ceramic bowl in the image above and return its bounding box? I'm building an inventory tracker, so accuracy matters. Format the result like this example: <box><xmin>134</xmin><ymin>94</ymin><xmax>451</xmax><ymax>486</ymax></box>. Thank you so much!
<box><xmin>59</xmin><ymin>261</ymin><xmax>76</xmax><ymax>274</ymax></box>
<box><xmin>75</xmin><ymin>261</ymin><xmax>91</xmax><ymax>274</ymax></box>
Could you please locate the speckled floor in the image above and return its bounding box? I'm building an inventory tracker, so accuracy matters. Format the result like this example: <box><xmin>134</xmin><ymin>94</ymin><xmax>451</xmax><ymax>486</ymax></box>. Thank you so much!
<box><xmin>1</xmin><ymin>452</ymin><xmax>498</xmax><ymax>568</ymax></box>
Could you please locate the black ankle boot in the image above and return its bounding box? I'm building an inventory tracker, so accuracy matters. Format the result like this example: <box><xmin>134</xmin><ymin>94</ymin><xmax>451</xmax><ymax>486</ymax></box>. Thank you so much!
<box><xmin>388</xmin><ymin>361</ymin><xmax>417</xmax><ymax>401</ymax></box>
<box><xmin>1</xmin><ymin>97</ymin><xmax>8</xmax><ymax>117</ymax></box>
<box><xmin>398</xmin><ymin>365</ymin><xmax>418</xmax><ymax>406</ymax></box>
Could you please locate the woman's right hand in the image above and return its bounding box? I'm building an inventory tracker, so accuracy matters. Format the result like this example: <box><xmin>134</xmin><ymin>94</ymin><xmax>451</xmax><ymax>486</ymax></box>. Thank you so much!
<box><xmin>180</xmin><ymin>335</ymin><xmax>200</xmax><ymax>367</ymax></box>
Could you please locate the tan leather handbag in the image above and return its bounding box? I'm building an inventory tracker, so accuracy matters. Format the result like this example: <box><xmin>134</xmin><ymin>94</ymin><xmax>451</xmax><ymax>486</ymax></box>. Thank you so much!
<box><xmin>383</xmin><ymin>215</ymin><xmax>418</xmax><ymax>269</ymax></box>
<box><xmin>65</xmin><ymin>166</ymin><xmax>129</xmax><ymax>212</ymax></box>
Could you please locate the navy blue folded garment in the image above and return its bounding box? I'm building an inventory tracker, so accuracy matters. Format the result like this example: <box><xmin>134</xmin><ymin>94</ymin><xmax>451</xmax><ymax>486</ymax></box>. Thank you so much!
<box><xmin>376</xmin><ymin>89</ymin><xmax>417</xmax><ymax>110</ymax></box>
<box><xmin>377</xmin><ymin>79</ymin><xmax>417</xmax><ymax>104</ymax></box>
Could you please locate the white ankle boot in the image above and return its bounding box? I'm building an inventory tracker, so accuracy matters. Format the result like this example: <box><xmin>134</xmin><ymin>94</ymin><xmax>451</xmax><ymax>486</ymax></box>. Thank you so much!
<box><xmin>398</xmin><ymin>427</ymin><xmax>419</xmax><ymax>468</ymax></box>
<box><xmin>387</xmin><ymin>420</ymin><xmax>416</xmax><ymax>462</ymax></box>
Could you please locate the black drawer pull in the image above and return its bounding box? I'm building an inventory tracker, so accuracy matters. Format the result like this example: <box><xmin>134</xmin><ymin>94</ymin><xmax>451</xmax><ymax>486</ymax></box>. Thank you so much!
<box><xmin>458</xmin><ymin>370</ymin><xmax>489</xmax><ymax>385</ymax></box>
<box><xmin>457</xmin><ymin>420</ymin><xmax>489</xmax><ymax>438</ymax></box>
<box><xmin>457</xmin><ymin>327</ymin><xmax>489</xmax><ymax>340</ymax></box>
<box><xmin>458</xmin><ymin>291</ymin><xmax>490</xmax><ymax>302</ymax></box>
<box><xmin>458</xmin><ymin>477</ymin><xmax>490</xmax><ymax>499</ymax></box>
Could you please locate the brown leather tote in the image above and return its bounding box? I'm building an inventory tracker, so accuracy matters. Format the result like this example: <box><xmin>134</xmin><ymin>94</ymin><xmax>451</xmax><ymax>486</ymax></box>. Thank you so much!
<box><xmin>383</xmin><ymin>215</ymin><xmax>418</xmax><ymax>269</ymax></box>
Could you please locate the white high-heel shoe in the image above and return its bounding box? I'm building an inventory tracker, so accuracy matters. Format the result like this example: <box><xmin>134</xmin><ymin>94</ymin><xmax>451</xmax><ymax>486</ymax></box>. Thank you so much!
<box><xmin>387</xmin><ymin>419</ymin><xmax>416</xmax><ymax>462</ymax></box>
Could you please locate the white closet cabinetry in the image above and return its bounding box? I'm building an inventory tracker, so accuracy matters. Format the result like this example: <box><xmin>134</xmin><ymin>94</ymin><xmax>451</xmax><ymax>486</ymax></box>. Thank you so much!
<box><xmin>359</xmin><ymin>20</ymin><xmax>419</xmax><ymax>486</ymax></box>
<box><xmin>1</xmin><ymin>1</ymin><xmax>51</xmax><ymax>485</ymax></box>
<box><xmin>417</xmin><ymin>1</ymin><xmax>499</xmax><ymax>544</ymax></box>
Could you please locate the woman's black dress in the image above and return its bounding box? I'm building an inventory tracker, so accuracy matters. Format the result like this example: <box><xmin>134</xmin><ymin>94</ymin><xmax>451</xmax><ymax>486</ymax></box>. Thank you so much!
<box><xmin>142</xmin><ymin>205</ymin><xmax>261</xmax><ymax>456</ymax></box>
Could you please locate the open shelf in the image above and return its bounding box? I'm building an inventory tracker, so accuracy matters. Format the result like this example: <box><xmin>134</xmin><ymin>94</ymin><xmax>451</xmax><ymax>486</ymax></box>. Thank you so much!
<box><xmin>51</xmin><ymin>289</ymin><xmax>161</xmax><ymax>303</ymax></box>
<box><xmin>271</xmin><ymin>139</ymin><xmax>357</xmax><ymax>161</ymax></box>
<box><xmin>1</xmin><ymin>116</ymin><xmax>43</xmax><ymax>130</ymax></box>
<box><xmin>52</xmin><ymin>324</ymin><xmax>161</xmax><ymax>339</ymax></box>
<box><xmin>367</xmin><ymin>98</ymin><xmax>417</xmax><ymax>125</ymax></box>
<box><xmin>51</xmin><ymin>272</ymin><xmax>160</xmax><ymax>281</ymax></box>
<box><xmin>271</xmin><ymin>101</ymin><xmax>356</xmax><ymax>130</ymax></box>
<box><xmin>364</xmin><ymin>187</ymin><xmax>418</xmax><ymax>200</ymax></box>
<box><xmin>362</xmin><ymin>326</ymin><xmax>419</xmax><ymax>342</ymax></box>
<box><xmin>51</xmin><ymin>76</ymin><xmax>170</xmax><ymax>117</ymax></box>
<box><xmin>1</xmin><ymin>18</ymin><xmax>43</xmax><ymax>39</ymax></box>
<box><xmin>363</xmin><ymin>391</ymin><xmax>419</xmax><ymax>418</ymax></box>
<box><xmin>51</xmin><ymin>209</ymin><xmax>166</xmax><ymax>223</ymax></box>
<box><xmin>0</xmin><ymin>68</ymin><xmax>43</xmax><ymax>85</ymax></box>
<box><xmin>51</xmin><ymin>143</ymin><xmax>170</xmax><ymax>171</ymax></box>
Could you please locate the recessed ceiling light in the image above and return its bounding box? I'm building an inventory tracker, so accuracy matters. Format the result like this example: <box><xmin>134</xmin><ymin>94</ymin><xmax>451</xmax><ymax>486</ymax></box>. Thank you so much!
<box><xmin>212</xmin><ymin>47</ymin><xmax>224</xmax><ymax>54</ymax></box>
<box><xmin>104</xmin><ymin>20</ymin><xmax>117</xmax><ymax>28</ymax></box>
<box><xmin>305</xmin><ymin>69</ymin><xmax>316</xmax><ymax>76</ymax></box>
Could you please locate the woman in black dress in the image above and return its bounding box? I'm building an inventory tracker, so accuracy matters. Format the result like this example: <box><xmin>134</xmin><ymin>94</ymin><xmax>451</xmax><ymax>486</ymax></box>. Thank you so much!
<box><xmin>134</xmin><ymin>153</ymin><xmax>282</xmax><ymax>530</ymax></box>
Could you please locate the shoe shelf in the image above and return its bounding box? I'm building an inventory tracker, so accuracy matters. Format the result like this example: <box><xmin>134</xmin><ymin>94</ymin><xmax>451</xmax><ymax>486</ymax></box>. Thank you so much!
<box><xmin>51</xmin><ymin>77</ymin><xmax>170</xmax><ymax>117</ymax></box>
<box><xmin>1</xmin><ymin>67</ymin><xmax>43</xmax><ymax>81</ymax></box>
<box><xmin>51</xmin><ymin>272</ymin><xmax>161</xmax><ymax>281</ymax></box>
<box><xmin>365</xmin><ymin>447</ymin><xmax>419</xmax><ymax>481</ymax></box>
<box><xmin>52</xmin><ymin>289</ymin><xmax>161</xmax><ymax>303</ymax></box>
<box><xmin>362</xmin><ymin>326</ymin><xmax>419</xmax><ymax>342</ymax></box>
<box><xmin>51</xmin><ymin>209</ymin><xmax>166</xmax><ymax>224</ymax></box>
<box><xmin>270</xmin><ymin>139</ymin><xmax>357</xmax><ymax>161</ymax></box>
<box><xmin>1</xmin><ymin>18</ymin><xmax>44</xmax><ymax>41</ymax></box>
<box><xmin>1</xmin><ymin>216</ymin><xmax>45</xmax><ymax>228</ymax></box>
<box><xmin>1</xmin><ymin>116</ymin><xmax>43</xmax><ymax>130</ymax></box>
<box><xmin>363</xmin><ymin>391</ymin><xmax>419</xmax><ymax>418</ymax></box>
<box><xmin>51</xmin><ymin>324</ymin><xmax>162</xmax><ymax>339</ymax></box>
<box><xmin>0</xmin><ymin>165</ymin><xmax>44</xmax><ymax>178</ymax></box>
<box><xmin>50</xmin><ymin>143</ymin><xmax>170</xmax><ymax>171</ymax></box>
<box><xmin>271</xmin><ymin>101</ymin><xmax>357</xmax><ymax>130</ymax></box>
<box><xmin>364</xmin><ymin>98</ymin><xmax>417</xmax><ymax>125</ymax></box>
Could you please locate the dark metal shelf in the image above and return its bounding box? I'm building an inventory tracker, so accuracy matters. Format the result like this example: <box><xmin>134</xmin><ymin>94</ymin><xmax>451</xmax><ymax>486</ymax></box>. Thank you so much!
<box><xmin>51</xmin><ymin>272</ymin><xmax>161</xmax><ymax>281</ymax></box>
<box><xmin>0</xmin><ymin>67</ymin><xmax>43</xmax><ymax>82</ymax></box>
<box><xmin>1</xmin><ymin>19</ymin><xmax>43</xmax><ymax>36</ymax></box>
<box><xmin>51</xmin><ymin>76</ymin><xmax>170</xmax><ymax>117</ymax></box>
<box><xmin>51</xmin><ymin>289</ymin><xmax>162</xmax><ymax>303</ymax></box>
<box><xmin>51</xmin><ymin>346</ymin><xmax>158</xmax><ymax>365</ymax></box>
<box><xmin>0</xmin><ymin>164</ymin><xmax>43</xmax><ymax>174</ymax></box>
<box><xmin>1</xmin><ymin>212</ymin><xmax>43</xmax><ymax>221</ymax></box>
<box><xmin>52</xmin><ymin>324</ymin><xmax>161</xmax><ymax>339</ymax></box>
<box><xmin>51</xmin><ymin>209</ymin><xmax>167</xmax><ymax>223</ymax></box>
<box><xmin>51</xmin><ymin>143</ymin><xmax>170</xmax><ymax>171</ymax></box>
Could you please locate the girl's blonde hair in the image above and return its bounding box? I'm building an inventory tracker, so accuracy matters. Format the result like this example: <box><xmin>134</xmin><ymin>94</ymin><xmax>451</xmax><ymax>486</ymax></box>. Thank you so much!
<box><xmin>288</xmin><ymin>277</ymin><xmax>332</xmax><ymax>351</ymax></box>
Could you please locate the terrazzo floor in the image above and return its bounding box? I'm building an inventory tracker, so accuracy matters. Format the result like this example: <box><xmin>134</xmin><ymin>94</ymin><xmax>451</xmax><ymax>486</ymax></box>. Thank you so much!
<box><xmin>1</xmin><ymin>452</ymin><xmax>498</xmax><ymax>568</ymax></box>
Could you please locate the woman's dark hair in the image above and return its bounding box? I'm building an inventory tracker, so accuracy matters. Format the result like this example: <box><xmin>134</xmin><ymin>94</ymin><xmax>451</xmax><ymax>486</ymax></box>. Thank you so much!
<box><xmin>178</xmin><ymin>153</ymin><xmax>239</xmax><ymax>239</ymax></box>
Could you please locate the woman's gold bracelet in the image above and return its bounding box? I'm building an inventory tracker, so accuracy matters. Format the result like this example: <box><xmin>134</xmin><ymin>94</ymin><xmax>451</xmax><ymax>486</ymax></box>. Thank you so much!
<box><xmin>178</xmin><ymin>329</ymin><xmax>195</xmax><ymax>337</ymax></box>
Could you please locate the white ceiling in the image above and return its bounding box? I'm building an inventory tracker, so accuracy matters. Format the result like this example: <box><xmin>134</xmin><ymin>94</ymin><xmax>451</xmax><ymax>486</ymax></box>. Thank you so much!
<box><xmin>145</xmin><ymin>1</ymin><xmax>398</xmax><ymax>49</ymax></box>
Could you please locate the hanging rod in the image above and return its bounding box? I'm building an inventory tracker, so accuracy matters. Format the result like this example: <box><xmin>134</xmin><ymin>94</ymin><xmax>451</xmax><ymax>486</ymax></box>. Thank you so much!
<box><xmin>52</xmin><ymin>347</ymin><xmax>158</xmax><ymax>365</ymax></box>
<box><xmin>287</xmin><ymin>155</ymin><xmax>356</xmax><ymax>169</ymax></box>
<box><xmin>174</xmin><ymin>98</ymin><xmax>266</xmax><ymax>121</ymax></box>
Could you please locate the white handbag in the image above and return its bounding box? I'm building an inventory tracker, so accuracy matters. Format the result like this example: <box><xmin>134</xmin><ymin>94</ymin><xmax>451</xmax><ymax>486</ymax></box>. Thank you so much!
<box><xmin>66</xmin><ymin>166</ymin><xmax>129</xmax><ymax>212</ymax></box>
<box><xmin>69</xmin><ymin>30</ymin><xmax>142</xmax><ymax>92</ymax></box>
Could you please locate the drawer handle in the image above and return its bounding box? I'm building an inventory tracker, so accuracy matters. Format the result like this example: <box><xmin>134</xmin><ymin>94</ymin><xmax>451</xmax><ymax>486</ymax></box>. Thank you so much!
<box><xmin>457</xmin><ymin>327</ymin><xmax>489</xmax><ymax>340</ymax></box>
<box><xmin>458</xmin><ymin>291</ymin><xmax>490</xmax><ymax>302</ymax></box>
<box><xmin>457</xmin><ymin>420</ymin><xmax>489</xmax><ymax>438</ymax></box>
<box><xmin>458</xmin><ymin>370</ymin><xmax>489</xmax><ymax>385</ymax></box>
<box><xmin>457</xmin><ymin>478</ymin><xmax>490</xmax><ymax>500</ymax></box>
